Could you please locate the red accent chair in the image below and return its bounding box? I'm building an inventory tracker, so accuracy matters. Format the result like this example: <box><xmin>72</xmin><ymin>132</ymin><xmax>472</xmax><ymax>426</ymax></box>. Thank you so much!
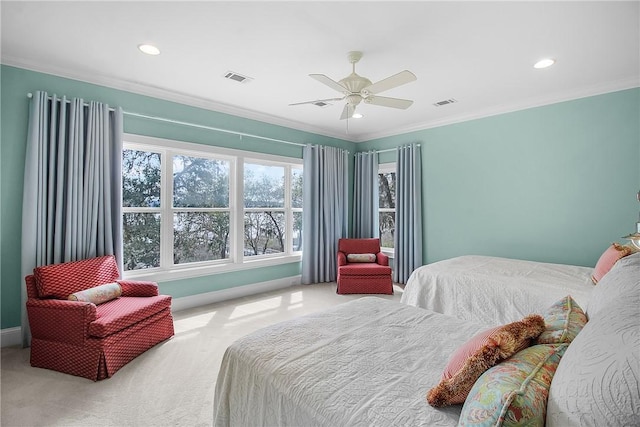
<box><xmin>337</xmin><ymin>238</ymin><xmax>393</xmax><ymax>294</ymax></box>
<box><xmin>25</xmin><ymin>255</ymin><xmax>174</xmax><ymax>381</ymax></box>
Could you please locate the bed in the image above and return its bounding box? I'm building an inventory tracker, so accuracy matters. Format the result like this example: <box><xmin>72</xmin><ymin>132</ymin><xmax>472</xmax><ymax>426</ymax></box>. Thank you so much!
<box><xmin>213</xmin><ymin>297</ymin><xmax>487</xmax><ymax>427</ymax></box>
<box><xmin>400</xmin><ymin>255</ymin><xmax>594</xmax><ymax>326</ymax></box>
<box><xmin>214</xmin><ymin>254</ymin><xmax>640</xmax><ymax>427</ymax></box>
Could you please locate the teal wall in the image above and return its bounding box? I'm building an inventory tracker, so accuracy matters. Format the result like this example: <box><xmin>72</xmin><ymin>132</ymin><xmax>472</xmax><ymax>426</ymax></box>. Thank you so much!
<box><xmin>2</xmin><ymin>64</ymin><xmax>639</xmax><ymax>330</ymax></box>
<box><xmin>0</xmin><ymin>65</ymin><xmax>353</xmax><ymax>329</ymax></box>
<box><xmin>361</xmin><ymin>88</ymin><xmax>640</xmax><ymax>266</ymax></box>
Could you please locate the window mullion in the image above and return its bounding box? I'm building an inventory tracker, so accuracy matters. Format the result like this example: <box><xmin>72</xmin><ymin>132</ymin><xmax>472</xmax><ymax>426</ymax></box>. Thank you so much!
<box><xmin>284</xmin><ymin>165</ymin><xmax>292</xmax><ymax>255</ymax></box>
<box><xmin>234</xmin><ymin>158</ymin><xmax>244</xmax><ymax>263</ymax></box>
<box><xmin>122</xmin><ymin>207</ymin><xmax>161</xmax><ymax>213</ymax></box>
<box><xmin>161</xmin><ymin>149</ymin><xmax>174</xmax><ymax>269</ymax></box>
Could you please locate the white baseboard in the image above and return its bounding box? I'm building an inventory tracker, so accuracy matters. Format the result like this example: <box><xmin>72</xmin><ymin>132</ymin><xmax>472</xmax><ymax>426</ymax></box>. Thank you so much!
<box><xmin>0</xmin><ymin>275</ymin><xmax>302</xmax><ymax>348</ymax></box>
<box><xmin>1</xmin><ymin>327</ymin><xmax>22</xmax><ymax>348</ymax></box>
<box><xmin>171</xmin><ymin>275</ymin><xmax>301</xmax><ymax>312</ymax></box>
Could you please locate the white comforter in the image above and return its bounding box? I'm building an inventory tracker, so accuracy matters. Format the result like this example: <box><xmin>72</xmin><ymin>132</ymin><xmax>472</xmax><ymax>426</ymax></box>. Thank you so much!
<box><xmin>401</xmin><ymin>255</ymin><xmax>594</xmax><ymax>326</ymax></box>
<box><xmin>213</xmin><ymin>297</ymin><xmax>487</xmax><ymax>427</ymax></box>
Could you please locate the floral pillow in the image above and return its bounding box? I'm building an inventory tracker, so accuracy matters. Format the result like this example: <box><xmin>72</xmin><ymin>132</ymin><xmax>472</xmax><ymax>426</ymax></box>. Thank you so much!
<box><xmin>536</xmin><ymin>295</ymin><xmax>587</xmax><ymax>344</ymax></box>
<box><xmin>347</xmin><ymin>253</ymin><xmax>376</xmax><ymax>263</ymax></box>
<box><xmin>459</xmin><ymin>343</ymin><xmax>568</xmax><ymax>426</ymax></box>
<box><xmin>427</xmin><ymin>314</ymin><xmax>545</xmax><ymax>407</ymax></box>
<box><xmin>68</xmin><ymin>282</ymin><xmax>122</xmax><ymax>305</ymax></box>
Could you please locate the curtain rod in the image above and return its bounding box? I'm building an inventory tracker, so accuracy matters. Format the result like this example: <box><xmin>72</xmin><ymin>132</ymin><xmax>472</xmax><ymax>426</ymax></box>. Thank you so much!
<box><xmin>123</xmin><ymin>111</ymin><xmax>307</xmax><ymax>148</ymax></box>
<box><xmin>27</xmin><ymin>93</ymin><xmax>404</xmax><ymax>154</ymax></box>
<box><xmin>27</xmin><ymin>92</ymin><xmax>118</xmax><ymax>112</ymax></box>
<box><xmin>376</xmin><ymin>147</ymin><xmax>396</xmax><ymax>154</ymax></box>
<box><xmin>368</xmin><ymin>144</ymin><xmax>421</xmax><ymax>154</ymax></box>
<box><xmin>27</xmin><ymin>92</ymin><xmax>306</xmax><ymax>148</ymax></box>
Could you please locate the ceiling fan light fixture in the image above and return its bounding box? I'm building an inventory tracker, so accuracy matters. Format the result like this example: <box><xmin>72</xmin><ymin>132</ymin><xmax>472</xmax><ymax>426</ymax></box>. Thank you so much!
<box><xmin>138</xmin><ymin>44</ymin><xmax>160</xmax><ymax>55</ymax></box>
<box><xmin>291</xmin><ymin>51</ymin><xmax>416</xmax><ymax>121</ymax></box>
<box><xmin>533</xmin><ymin>58</ymin><xmax>555</xmax><ymax>69</ymax></box>
<box><xmin>352</xmin><ymin>113</ymin><xmax>364</xmax><ymax>119</ymax></box>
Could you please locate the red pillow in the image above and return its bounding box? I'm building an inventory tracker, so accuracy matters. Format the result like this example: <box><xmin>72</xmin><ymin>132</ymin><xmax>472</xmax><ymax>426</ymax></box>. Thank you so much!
<box><xmin>441</xmin><ymin>325</ymin><xmax>502</xmax><ymax>380</ymax></box>
<box><xmin>591</xmin><ymin>243</ymin><xmax>633</xmax><ymax>284</ymax></box>
<box><xmin>427</xmin><ymin>314</ymin><xmax>545</xmax><ymax>407</ymax></box>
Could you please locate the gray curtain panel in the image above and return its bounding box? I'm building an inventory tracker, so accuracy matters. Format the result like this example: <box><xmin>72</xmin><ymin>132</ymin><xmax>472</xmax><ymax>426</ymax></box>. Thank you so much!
<box><xmin>352</xmin><ymin>151</ymin><xmax>379</xmax><ymax>238</ymax></box>
<box><xmin>394</xmin><ymin>144</ymin><xmax>423</xmax><ymax>284</ymax></box>
<box><xmin>301</xmin><ymin>145</ymin><xmax>348</xmax><ymax>284</ymax></box>
<box><xmin>21</xmin><ymin>91</ymin><xmax>123</xmax><ymax>346</ymax></box>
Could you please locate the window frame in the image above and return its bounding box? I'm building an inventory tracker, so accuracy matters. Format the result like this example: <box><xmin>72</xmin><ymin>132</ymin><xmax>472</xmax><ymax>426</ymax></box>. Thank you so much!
<box><xmin>122</xmin><ymin>133</ymin><xmax>302</xmax><ymax>282</ymax></box>
<box><xmin>378</xmin><ymin>162</ymin><xmax>396</xmax><ymax>256</ymax></box>
<box><xmin>242</xmin><ymin>159</ymin><xmax>302</xmax><ymax>260</ymax></box>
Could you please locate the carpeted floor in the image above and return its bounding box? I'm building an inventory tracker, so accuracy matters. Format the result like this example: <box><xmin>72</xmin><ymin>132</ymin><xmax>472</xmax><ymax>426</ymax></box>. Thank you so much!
<box><xmin>1</xmin><ymin>283</ymin><xmax>403</xmax><ymax>426</ymax></box>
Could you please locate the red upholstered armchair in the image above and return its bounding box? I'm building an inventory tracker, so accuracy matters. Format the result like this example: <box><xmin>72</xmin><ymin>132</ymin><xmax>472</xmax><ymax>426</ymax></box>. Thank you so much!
<box><xmin>337</xmin><ymin>238</ymin><xmax>393</xmax><ymax>294</ymax></box>
<box><xmin>25</xmin><ymin>255</ymin><xmax>174</xmax><ymax>381</ymax></box>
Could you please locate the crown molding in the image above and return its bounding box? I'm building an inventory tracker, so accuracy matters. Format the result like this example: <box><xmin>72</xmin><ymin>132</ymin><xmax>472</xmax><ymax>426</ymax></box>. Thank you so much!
<box><xmin>353</xmin><ymin>77</ymin><xmax>640</xmax><ymax>142</ymax></box>
<box><xmin>1</xmin><ymin>56</ymin><xmax>354</xmax><ymax>142</ymax></box>
<box><xmin>4</xmin><ymin>56</ymin><xmax>637</xmax><ymax>144</ymax></box>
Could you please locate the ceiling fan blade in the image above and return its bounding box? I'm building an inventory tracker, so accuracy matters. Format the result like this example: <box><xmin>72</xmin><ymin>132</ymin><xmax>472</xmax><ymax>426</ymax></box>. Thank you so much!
<box><xmin>310</xmin><ymin>74</ymin><xmax>349</xmax><ymax>94</ymax></box>
<box><xmin>289</xmin><ymin>97</ymin><xmax>344</xmax><ymax>106</ymax></box>
<box><xmin>364</xmin><ymin>96</ymin><xmax>413</xmax><ymax>109</ymax></box>
<box><xmin>363</xmin><ymin>70</ymin><xmax>417</xmax><ymax>95</ymax></box>
<box><xmin>339</xmin><ymin>104</ymin><xmax>356</xmax><ymax>120</ymax></box>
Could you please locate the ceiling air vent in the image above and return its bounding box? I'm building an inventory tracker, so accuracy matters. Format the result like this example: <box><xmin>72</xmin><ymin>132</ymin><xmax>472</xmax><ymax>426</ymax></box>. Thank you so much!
<box><xmin>433</xmin><ymin>98</ymin><xmax>457</xmax><ymax>107</ymax></box>
<box><xmin>223</xmin><ymin>71</ymin><xmax>253</xmax><ymax>84</ymax></box>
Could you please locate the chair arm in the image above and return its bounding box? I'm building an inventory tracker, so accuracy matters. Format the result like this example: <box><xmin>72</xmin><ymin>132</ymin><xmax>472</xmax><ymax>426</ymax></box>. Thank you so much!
<box><xmin>26</xmin><ymin>299</ymin><xmax>96</xmax><ymax>345</ymax></box>
<box><xmin>117</xmin><ymin>280</ymin><xmax>159</xmax><ymax>297</ymax></box>
<box><xmin>337</xmin><ymin>251</ymin><xmax>348</xmax><ymax>266</ymax></box>
<box><xmin>376</xmin><ymin>252</ymin><xmax>389</xmax><ymax>266</ymax></box>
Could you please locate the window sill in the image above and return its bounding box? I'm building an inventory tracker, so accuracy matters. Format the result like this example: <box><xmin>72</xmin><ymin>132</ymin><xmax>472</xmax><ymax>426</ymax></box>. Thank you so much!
<box><xmin>122</xmin><ymin>253</ymin><xmax>302</xmax><ymax>283</ymax></box>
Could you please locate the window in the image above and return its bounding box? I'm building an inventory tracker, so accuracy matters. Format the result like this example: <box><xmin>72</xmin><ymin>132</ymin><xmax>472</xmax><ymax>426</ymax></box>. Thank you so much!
<box><xmin>291</xmin><ymin>167</ymin><xmax>303</xmax><ymax>252</ymax></box>
<box><xmin>122</xmin><ymin>149</ymin><xmax>162</xmax><ymax>270</ymax></box>
<box><xmin>378</xmin><ymin>163</ymin><xmax>396</xmax><ymax>250</ymax></box>
<box><xmin>122</xmin><ymin>135</ymin><xmax>302</xmax><ymax>280</ymax></box>
<box><xmin>172</xmin><ymin>155</ymin><xmax>231</xmax><ymax>264</ymax></box>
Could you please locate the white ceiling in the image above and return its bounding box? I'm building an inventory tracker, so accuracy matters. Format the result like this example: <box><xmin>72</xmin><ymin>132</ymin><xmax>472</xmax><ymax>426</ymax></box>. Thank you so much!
<box><xmin>2</xmin><ymin>1</ymin><xmax>638</xmax><ymax>142</ymax></box>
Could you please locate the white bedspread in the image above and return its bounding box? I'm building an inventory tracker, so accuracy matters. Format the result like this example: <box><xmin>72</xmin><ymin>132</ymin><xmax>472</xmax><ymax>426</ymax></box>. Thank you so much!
<box><xmin>213</xmin><ymin>297</ymin><xmax>487</xmax><ymax>427</ymax></box>
<box><xmin>401</xmin><ymin>255</ymin><xmax>594</xmax><ymax>326</ymax></box>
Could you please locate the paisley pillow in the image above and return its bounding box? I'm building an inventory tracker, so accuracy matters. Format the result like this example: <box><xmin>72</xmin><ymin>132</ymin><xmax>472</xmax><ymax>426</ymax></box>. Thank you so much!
<box><xmin>536</xmin><ymin>295</ymin><xmax>587</xmax><ymax>344</ymax></box>
<box><xmin>459</xmin><ymin>343</ymin><xmax>568</xmax><ymax>426</ymax></box>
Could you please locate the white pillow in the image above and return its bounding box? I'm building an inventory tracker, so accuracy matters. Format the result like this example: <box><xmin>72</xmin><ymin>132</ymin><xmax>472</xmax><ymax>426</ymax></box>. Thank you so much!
<box><xmin>546</xmin><ymin>252</ymin><xmax>640</xmax><ymax>427</ymax></box>
<box><xmin>346</xmin><ymin>253</ymin><xmax>376</xmax><ymax>263</ymax></box>
<box><xmin>585</xmin><ymin>251</ymin><xmax>640</xmax><ymax>318</ymax></box>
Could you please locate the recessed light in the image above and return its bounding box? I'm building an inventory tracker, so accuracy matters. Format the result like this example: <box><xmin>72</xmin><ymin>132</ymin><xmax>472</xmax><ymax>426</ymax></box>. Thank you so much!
<box><xmin>138</xmin><ymin>44</ymin><xmax>160</xmax><ymax>55</ymax></box>
<box><xmin>533</xmin><ymin>58</ymin><xmax>555</xmax><ymax>69</ymax></box>
<box><xmin>352</xmin><ymin>113</ymin><xmax>364</xmax><ymax>119</ymax></box>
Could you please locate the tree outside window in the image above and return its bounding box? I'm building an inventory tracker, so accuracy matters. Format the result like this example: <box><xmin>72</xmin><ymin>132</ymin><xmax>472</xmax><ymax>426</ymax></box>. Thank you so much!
<box><xmin>291</xmin><ymin>167</ymin><xmax>303</xmax><ymax>252</ymax></box>
<box><xmin>122</xmin><ymin>149</ymin><xmax>162</xmax><ymax>271</ymax></box>
<box><xmin>243</xmin><ymin>163</ymin><xmax>303</xmax><ymax>256</ymax></box>
<box><xmin>378</xmin><ymin>165</ymin><xmax>396</xmax><ymax>249</ymax></box>
<box><xmin>122</xmin><ymin>141</ymin><xmax>302</xmax><ymax>275</ymax></box>
<box><xmin>244</xmin><ymin>163</ymin><xmax>285</xmax><ymax>256</ymax></box>
<box><xmin>172</xmin><ymin>155</ymin><xmax>230</xmax><ymax>264</ymax></box>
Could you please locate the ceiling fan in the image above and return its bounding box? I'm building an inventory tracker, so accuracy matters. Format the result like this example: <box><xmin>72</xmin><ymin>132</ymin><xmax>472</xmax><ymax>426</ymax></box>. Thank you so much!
<box><xmin>290</xmin><ymin>51</ymin><xmax>417</xmax><ymax>120</ymax></box>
